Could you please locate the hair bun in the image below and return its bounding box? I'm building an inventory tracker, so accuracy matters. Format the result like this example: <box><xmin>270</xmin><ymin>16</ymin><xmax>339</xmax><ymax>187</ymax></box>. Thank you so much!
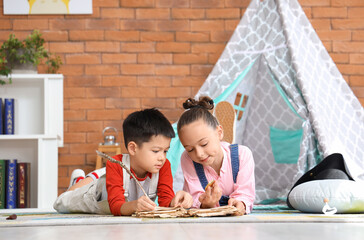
<box><xmin>182</xmin><ymin>96</ymin><xmax>214</xmax><ymax>110</ymax></box>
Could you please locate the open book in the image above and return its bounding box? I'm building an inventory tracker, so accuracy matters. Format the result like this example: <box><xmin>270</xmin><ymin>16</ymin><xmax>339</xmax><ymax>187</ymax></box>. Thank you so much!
<box><xmin>133</xmin><ymin>206</ymin><xmax>241</xmax><ymax>218</ymax></box>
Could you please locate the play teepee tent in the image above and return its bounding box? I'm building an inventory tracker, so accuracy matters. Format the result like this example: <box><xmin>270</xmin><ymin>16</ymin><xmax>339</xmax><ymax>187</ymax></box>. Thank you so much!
<box><xmin>168</xmin><ymin>0</ymin><xmax>364</xmax><ymax>202</ymax></box>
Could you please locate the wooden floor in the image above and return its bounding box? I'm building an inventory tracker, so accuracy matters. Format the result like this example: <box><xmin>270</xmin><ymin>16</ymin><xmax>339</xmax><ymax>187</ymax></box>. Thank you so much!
<box><xmin>2</xmin><ymin>222</ymin><xmax>364</xmax><ymax>240</ymax></box>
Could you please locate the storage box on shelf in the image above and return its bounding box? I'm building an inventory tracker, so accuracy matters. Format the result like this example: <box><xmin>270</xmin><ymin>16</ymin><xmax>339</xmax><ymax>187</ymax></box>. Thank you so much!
<box><xmin>0</xmin><ymin>74</ymin><xmax>63</xmax><ymax>208</ymax></box>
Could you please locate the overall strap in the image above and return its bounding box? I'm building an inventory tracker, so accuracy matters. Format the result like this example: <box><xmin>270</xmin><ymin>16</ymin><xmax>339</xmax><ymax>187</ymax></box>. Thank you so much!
<box><xmin>193</xmin><ymin>161</ymin><xmax>209</xmax><ymax>190</ymax></box>
<box><xmin>148</xmin><ymin>172</ymin><xmax>159</xmax><ymax>200</ymax></box>
<box><xmin>230</xmin><ymin>144</ymin><xmax>240</xmax><ymax>183</ymax></box>
<box><xmin>122</xmin><ymin>155</ymin><xmax>131</xmax><ymax>200</ymax></box>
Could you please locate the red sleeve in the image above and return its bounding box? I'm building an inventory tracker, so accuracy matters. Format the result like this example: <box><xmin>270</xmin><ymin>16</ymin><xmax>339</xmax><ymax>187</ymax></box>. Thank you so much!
<box><xmin>106</xmin><ymin>154</ymin><xmax>125</xmax><ymax>216</ymax></box>
<box><xmin>157</xmin><ymin>159</ymin><xmax>175</xmax><ymax>207</ymax></box>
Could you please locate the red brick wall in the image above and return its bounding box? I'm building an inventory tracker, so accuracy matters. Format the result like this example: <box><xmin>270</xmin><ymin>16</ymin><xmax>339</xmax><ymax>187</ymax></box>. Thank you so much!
<box><xmin>0</xmin><ymin>0</ymin><xmax>363</xmax><ymax>194</ymax></box>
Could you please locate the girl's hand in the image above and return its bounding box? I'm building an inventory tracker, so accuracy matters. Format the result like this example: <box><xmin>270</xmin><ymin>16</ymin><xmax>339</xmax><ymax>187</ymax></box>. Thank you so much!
<box><xmin>199</xmin><ymin>181</ymin><xmax>222</xmax><ymax>208</ymax></box>
<box><xmin>134</xmin><ymin>196</ymin><xmax>156</xmax><ymax>212</ymax></box>
<box><xmin>228</xmin><ymin>198</ymin><xmax>246</xmax><ymax>215</ymax></box>
<box><xmin>170</xmin><ymin>191</ymin><xmax>193</xmax><ymax>208</ymax></box>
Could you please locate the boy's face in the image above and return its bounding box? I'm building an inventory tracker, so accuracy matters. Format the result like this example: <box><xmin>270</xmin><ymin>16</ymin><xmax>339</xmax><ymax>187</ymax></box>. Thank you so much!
<box><xmin>129</xmin><ymin>135</ymin><xmax>171</xmax><ymax>178</ymax></box>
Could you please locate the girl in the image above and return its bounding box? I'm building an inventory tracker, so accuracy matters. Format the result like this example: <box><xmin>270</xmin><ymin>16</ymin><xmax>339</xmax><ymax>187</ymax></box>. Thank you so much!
<box><xmin>177</xmin><ymin>96</ymin><xmax>255</xmax><ymax>215</ymax></box>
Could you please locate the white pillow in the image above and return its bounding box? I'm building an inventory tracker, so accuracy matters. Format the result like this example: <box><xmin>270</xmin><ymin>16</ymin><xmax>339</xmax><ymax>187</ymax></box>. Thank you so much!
<box><xmin>288</xmin><ymin>180</ymin><xmax>364</xmax><ymax>213</ymax></box>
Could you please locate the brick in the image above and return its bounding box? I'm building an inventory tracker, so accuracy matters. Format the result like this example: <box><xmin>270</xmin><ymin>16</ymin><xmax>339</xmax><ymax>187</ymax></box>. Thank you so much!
<box><xmin>337</xmin><ymin>64</ymin><xmax>364</xmax><ymax>74</ymax></box>
<box><xmin>87</xmin><ymin>109</ymin><xmax>123</xmax><ymax>120</ymax></box>
<box><xmin>42</xmin><ymin>31</ymin><xmax>68</xmax><ymax>41</ymax></box>
<box><xmin>208</xmin><ymin>53</ymin><xmax>221</xmax><ymax>64</ymax></box>
<box><xmin>121</xmin><ymin>87</ymin><xmax>156</xmax><ymax>98</ymax></box>
<box><xmin>66</xmin><ymin>76</ymin><xmax>102</xmax><ymax>87</ymax></box>
<box><xmin>156</xmin><ymin>42</ymin><xmax>190</xmax><ymax>53</ymax></box>
<box><xmin>86</xmin><ymin>19</ymin><xmax>119</xmax><ymax>30</ymax></box>
<box><xmin>162</xmin><ymin>109</ymin><xmax>184</xmax><ymax>122</ymax></box>
<box><xmin>353</xmin><ymin>31</ymin><xmax>364</xmax><ymax>41</ymax></box>
<box><xmin>102</xmin><ymin>53</ymin><xmax>137</xmax><ymax>64</ymax></box>
<box><xmin>352</xmin><ymin>87</ymin><xmax>364</xmax><ymax>97</ymax></box>
<box><xmin>332</xmin><ymin>19</ymin><xmax>364</xmax><ymax>30</ymax></box>
<box><xmin>140</xmin><ymin>32</ymin><xmax>174</xmax><ymax>42</ymax></box>
<box><xmin>350</xmin><ymin>75</ymin><xmax>364</xmax><ymax>86</ymax></box>
<box><xmin>86</xmin><ymin>87</ymin><xmax>121</xmax><ymax>98</ymax></box>
<box><xmin>70</xmin><ymin>143</ymin><xmax>100</xmax><ymax>154</ymax></box>
<box><xmin>310</xmin><ymin>19</ymin><xmax>331</xmax><ymax>30</ymax></box>
<box><xmin>141</xmin><ymin>98</ymin><xmax>176</xmax><ymax>108</ymax></box>
<box><xmin>59</xmin><ymin>154</ymin><xmax>86</xmax><ymax>166</ymax></box>
<box><xmin>102</xmin><ymin>76</ymin><xmax>137</xmax><ymax>87</ymax></box>
<box><xmin>172</xmin><ymin>76</ymin><xmax>205</xmax><ymax>86</ymax></box>
<box><xmin>120</xmin><ymin>20</ymin><xmax>157</xmax><ymax>31</ymax></box>
<box><xmin>86</xmin><ymin>64</ymin><xmax>120</xmax><ymax>75</ymax></box>
<box><xmin>0</xmin><ymin>20</ymin><xmax>11</xmax><ymax>30</ymax></box>
<box><xmin>191</xmin><ymin>64</ymin><xmax>213</xmax><ymax>76</ymax></box>
<box><xmin>322</xmin><ymin>41</ymin><xmax>332</xmax><ymax>52</ymax></box>
<box><xmin>86</xmin><ymin>41</ymin><xmax>120</xmax><ymax>52</ymax></box>
<box><xmin>120</xmin><ymin>64</ymin><xmax>155</xmax><ymax>75</ymax></box>
<box><xmin>137</xmin><ymin>76</ymin><xmax>172</xmax><ymax>87</ymax></box>
<box><xmin>13</xmin><ymin>19</ymin><xmax>48</xmax><ymax>30</ymax></box>
<box><xmin>138</xmin><ymin>53</ymin><xmax>172</xmax><ymax>64</ymax></box>
<box><xmin>157</xmin><ymin>87</ymin><xmax>191</xmax><ymax>98</ymax></box>
<box><xmin>69</xmin><ymin>121</ymin><xmax>103</xmax><ymax>133</ymax></box>
<box><xmin>93</xmin><ymin>0</ymin><xmax>120</xmax><ymax>7</ymax></box>
<box><xmin>350</xmin><ymin>54</ymin><xmax>364</xmax><ymax>64</ymax></box>
<box><xmin>176</xmin><ymin>32</ymin><xmax>209</xmax><ymax>42</ymax></box>
<box><xmin>332</xmin><ymin>0</ymin><xmax>364</xmax><ymax>7</ymax></box>
<box><xmin>303</xmin><ymin>7</ymin><xmax>312</xmax><ymax>18</ymax></box>
<box><xmin>299</xmin><ymin>0</ymin><xmax>330</xmax><ymax>7</ymax></box>
<box><xmin>69</xmin><ymin>99</ymin><xmax>105</xmax><ymax>110</ymax></box>
<box><xmin>101</xmin><ymin>8</ymin><xmax>135</xmax><ymax>19</ymax></box>
<box><xmin>121</xmin><ymin>0</ymin><xmax>155</xmax><ymax>8</ymax></box>
<box><xmin>105</xmin><ymin>98</ymin><xmax>141</xmax><ymax>109</ymax></box>
<box><xmin>348</xmin><ymin>8</ymin><xmax>364</xmax><ymax>18</ymax></box>
<box><xmin>316</xmin><ymin>30</ymin><xmax>351</xmax><ymax>41</ymax></box>
<box><xmin>191</xmin><ymin>43</ymin><xmax>225</xmax><ymax>54</ymax></box>
<box><xmin>312</xmin><ymin>7</ymin><xmax>347</xmax><ymax>18</ymax></box>
<box><xmin>172</xmin><ymin>9</ymin><xmax>205</xmax><ymax>19</ymax></box>
<box><xmin>330</xmin><ymin>53</ymin><xmax>349</xmax><ymax>64</ymax></box>
<box><xmin>206</xmin><ymin>9</ymin><xmax>240</xmax><ymax>19</ymax></box>
<box><xmin>225</xmin><ymin>20</ymin><xmax>240</xmax><ymax>31</ymax></box>
<box><xmin>49</xmin><ymin>42</ymin><xmax>84</xmax><ymax>53</ymax></box>
<box><xmin>155</xmin><ymin>65</ymin><xmax>190</xmax><ymax>76</ymax></box>
<box><xmin>66</xmin><ymin>54</ymin><xmax>101</xmax><ymax>64</ymax></box>
<box><xmin>157</xmin><ymin>20</ymin><xmax>190</xmax><ymax>31</ymax></box>
<box><xmin>191</xmin><ymin>0</ymin><xmax>223</xmax><ymax>8</ymax></box>
<box><xmin>191</xmin><ymin>20</ymin><xmax>225</xmax><ymax>31</ymax></box>
<box><xmin>64</xmin><ymin>87</ymin><xmax>86</xmax><ymax>98</ymax></box>
<box><xmin>49</xmin><ymin>19</ymin><xmax>86</xmax><ymax>30</ymax></box>
<box><xmin>173</xmin><ymin>53</ymin><xmax>208</xmax><ymax>64</ymax></box>
<box><xmin>59</xmin><ymin>65</ymin><xmax>85</xmax><ymax>76</ymax></box>
<box><xmin>69</xmin><ymin>30</ymin><xmax>105</xmax><ymax>41</ymax></box>
<box><xmin>334</xmin><ymin>42</ymin><xmax>364</xmax><ymax>52</ymax></box>
<box><xmin>121</xmin><ymin>42</ymin><xmax>155</xmax><ymax>52</ymax></box>
<box><xmin>64</xmin><ymin>110</ymin><xmax>86</xmax><ymax>121</ymax></box>
<box><xmin>211</xmin><ymin>31</ymin><xmax>233</xmax><ymax>42</ymax></box>
<box><xmin>225</xmin><ymin>0</ymin><xmax>251</xmax><ymax>8</ymax></box>
<box><xmin>105</xmin><ymin>31</ymin><xmax>140</xmax><ymax>41</ymax></box>
<box><xmin>156</xmin><ymin>0</ymin><xmax>189</xmax><ymax>8</ymax></box>
<box><xmin>58</xmin><ymin>167</ymin><xmax>68</xmax><ymax>177</ymax></box>
<box><xmin>64</xmin><ymin>133</ymin><xmax>87</xmax><ymax>143</ymax></box>
<box><xmin>136</xmin><ymin>9</ymin><xmax>170</xmax><ymax>19</ymax></box>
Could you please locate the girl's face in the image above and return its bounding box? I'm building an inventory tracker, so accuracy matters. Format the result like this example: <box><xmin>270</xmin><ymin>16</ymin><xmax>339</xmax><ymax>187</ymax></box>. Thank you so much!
<box><xmin>179</xmin><ymin>119</ymin><xmax>224</xmax><ymax>169</ymax></box>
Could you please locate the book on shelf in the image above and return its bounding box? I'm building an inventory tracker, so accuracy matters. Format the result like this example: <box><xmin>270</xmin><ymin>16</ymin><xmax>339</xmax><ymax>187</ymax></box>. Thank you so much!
<box><xmin>5</xmin><ymin>159</ymin><xmax>17</xmax><ymax>209</ymax></box>
<box><xmin>4</xmin><ymin>98</ymin><xmax>14</xmax><ymax>135</ymax></box>
<box><xmin>17</xmin><ymin>162</ymin><xmax>30</xmax><ymax>208</ymax></box>
<box><xmin>0</xmin><ymin>98</ymin><xmax>3</xmax><ymax>134</ymax></box>
<box><xmin>0</xmin><ymin>159</ymin><xmax>6</xmax><ymax>209</ymax></box>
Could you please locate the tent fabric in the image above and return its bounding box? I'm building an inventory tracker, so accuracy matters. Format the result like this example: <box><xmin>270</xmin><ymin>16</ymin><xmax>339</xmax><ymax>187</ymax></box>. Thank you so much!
<box><xmin>168</xmin><ymin>0</ymin><xmax>364</xmax><ymax>202</ymax></box>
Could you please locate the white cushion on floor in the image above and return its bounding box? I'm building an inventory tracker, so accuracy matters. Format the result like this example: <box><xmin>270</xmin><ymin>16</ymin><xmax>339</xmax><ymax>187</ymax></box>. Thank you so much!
<box><xmin>288</xmin><ymin>180</ymin><xmax>364</xmax><ymax>213</ymax></box>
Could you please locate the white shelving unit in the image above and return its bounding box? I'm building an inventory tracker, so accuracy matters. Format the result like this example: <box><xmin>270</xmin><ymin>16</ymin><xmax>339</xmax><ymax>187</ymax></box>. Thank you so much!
<box><xmin>0</xmin><ymin>74</ymin><xmax>63</xmax><ymax>208</ymax></box>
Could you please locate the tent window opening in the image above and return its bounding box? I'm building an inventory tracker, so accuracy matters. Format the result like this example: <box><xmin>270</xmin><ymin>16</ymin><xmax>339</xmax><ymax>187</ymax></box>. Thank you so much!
<box><xmin>234</xmin><ymin>92</ymin><xmax>249</xmax><ymax>121</ymax></box>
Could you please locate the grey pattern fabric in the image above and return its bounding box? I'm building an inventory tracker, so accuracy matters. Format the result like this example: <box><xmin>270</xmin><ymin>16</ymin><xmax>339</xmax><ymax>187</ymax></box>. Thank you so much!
<box><xmin>195</xmin><ymin>0</ymin><xmax>364</xmax><ymax>202</ymax></box>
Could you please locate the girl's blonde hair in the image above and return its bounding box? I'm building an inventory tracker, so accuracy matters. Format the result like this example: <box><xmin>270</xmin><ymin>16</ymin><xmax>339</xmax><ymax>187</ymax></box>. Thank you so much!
<box><xmin>177</xmin><ymin>96</ymin><xmax>219</xmax><ymax>133</ymax></box>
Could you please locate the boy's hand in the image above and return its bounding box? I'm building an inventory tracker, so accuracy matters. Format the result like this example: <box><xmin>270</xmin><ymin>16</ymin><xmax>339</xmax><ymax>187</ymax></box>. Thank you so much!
<box><xmin>228</xmin><ymin>198</ymin><xmax>246</xmax><ymax>215</ymax></box>
<box><xmin>199</xmin><ymin>181</ymin><xmax>222</xmax><ymax>208</ymax></box>
<box><xmin>134</xmin><ymin>196</ymin><xmax>156</xmax><ymax>212</ymax></box>
<box><xmin>170</xmin><ymin>191</ymin><xmax>193</xmax><ymax>208</ymax></box>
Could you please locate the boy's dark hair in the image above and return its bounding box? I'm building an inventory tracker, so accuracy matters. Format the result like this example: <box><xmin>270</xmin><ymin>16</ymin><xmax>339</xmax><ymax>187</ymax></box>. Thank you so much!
<box><xmin>177</xmin><ymin>96</ymin><xmax>219</xmax><ymax>133</ymax></box>
<box><xmin>123</xmin><ymin>108</ymin><xmax>175</xmax><ymax>148</ymax></box>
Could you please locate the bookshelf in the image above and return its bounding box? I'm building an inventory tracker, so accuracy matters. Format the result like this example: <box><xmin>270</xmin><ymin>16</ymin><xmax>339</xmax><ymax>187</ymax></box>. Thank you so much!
<box><xmin>0</xmin><ymin>74</ymin><xmax>63</xmax><ymax>208</ymax></box>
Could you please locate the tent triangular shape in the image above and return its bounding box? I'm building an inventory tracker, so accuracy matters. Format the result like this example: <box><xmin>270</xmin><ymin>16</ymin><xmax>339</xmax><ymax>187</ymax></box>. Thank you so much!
<box><xmin>168</xmin><ymin>0</ymin><xmax>364</xmax><ymax>202</ymax></box>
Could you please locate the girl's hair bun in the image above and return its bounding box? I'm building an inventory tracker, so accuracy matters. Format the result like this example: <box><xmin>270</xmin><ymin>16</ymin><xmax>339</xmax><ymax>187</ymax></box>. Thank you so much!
<box><xmin>182</xmin><ymin>96</ymin><xmax>214</xmax><ymax>110</ymax></box>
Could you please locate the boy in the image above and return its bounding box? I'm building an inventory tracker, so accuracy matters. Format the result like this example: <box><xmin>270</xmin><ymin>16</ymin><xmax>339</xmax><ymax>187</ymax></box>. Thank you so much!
<box><xmin>54</xmin><ymin>108</ymin><xmax>192</xmax><ymax>216</ymax></box>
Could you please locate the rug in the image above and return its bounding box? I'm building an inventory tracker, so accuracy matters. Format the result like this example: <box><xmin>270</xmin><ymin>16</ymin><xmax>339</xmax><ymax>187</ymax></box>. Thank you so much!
<box><xmin>1</xmin><ymin>204</ymin><xmax>364</xmax><ymax>227</ymax></box>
